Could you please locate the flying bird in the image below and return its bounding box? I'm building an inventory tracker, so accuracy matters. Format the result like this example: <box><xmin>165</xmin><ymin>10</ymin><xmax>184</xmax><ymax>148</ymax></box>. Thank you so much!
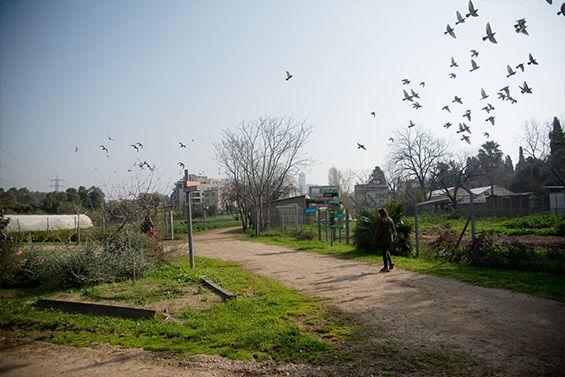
<box><xmin>514</xmin><ymin>18</ymin><xmax>528</xmax><ymax>35</ymax></box>
<box><xmin>74</xmin><ymin>146</ymin><xmax>78</xmax><ymax>152</ymax></box>
<box><xmin>506</xmin><ymin>65</ymin><xmax>516</xmax><ymax>77</ymax></box>
<box><xmin>520</xmin><ymin>81</ymin><xmax>532</xmax><ymax>94</ymax></box>
<box><xmin>130</xmin><ymin>144</ymin><xmax>140</xmax><ymax>152</ymax></box>
<box><xmin>480</xmin><ymin>88</ymin><xmax>489</xmax><ymax>100</ymax></box>
<box><xmin>559</xmin><ymin>3</ymin><xmax>565</xmax><ymax>15</ymax></box>
<box><xmin>179</xmin><ymin>142</ymin><xmax>186</xmax><ymax>148</ymax></box>
<box><xmin>449</xmin><ymin>72</ymin><xmax>457</xmax><ymax>79</ymax></box>
<box><xmin>500</xmin><ymin>86</ymin><xmax>510</xmax><ymax>96</ymax></box>
<box><xmin>527</xmin><ymin>53</ymin><xmax>538</xmax><ymax>65</ymax></box>
<box><xmin>389</xmin><ymin>137</ymin><xmax>394</xmax><ymax>143</ymax></box>
<box><xmin>470</xmin><ymin>59</ymin><xmax>480</xmax><ymax>72</ymax></box>
<box><xmin>456</xmin><ymin>11</ymin><xmax>466</xmax><ymax>25</ymax></box>
<box><xmin>370</xmin><ymin>111</ymin><xmax>376</xmax><ymax>117</ymax></box>
<box><xmin>401</xmin><ymin>79</ymin><xmax>411</xmax><ymax>85</ymax></box>
<box><xmin>488</xmin><ymin>103</ymin><xmax>495</xmax><ymax>111</ymax></box>
<box><xmin>497</xmin><ymin>92</ymin><xmax>507</xmax><ymax>100</ymax></box>
<box><xmin>100</xmin><ymin>145</ymin><xmax>108</xmax><ymax>153</ymax></box>
<box><xmin>107</xmin><ymin>135</ymin><xmax>114</xmax><ymax>141</ymax></box>
<box><xmin>470</xmin><ymin>50</ymin><xmax>479</xmax><ymax>58</ymax></box>
<box><xmin>408</xmin><ymin>120</ymin><xmax>416</xmax><ymax>128</ymax></box>
<box><xmin>178</xmin><ymin>162</ymin><xmax>185</xmax><ymax>169</ymax></box>
<box><xmin>410</xmin><ymin>89</ymin><xmax>420</xmax><ymax>99</ymax></box>
<box><xmin>412</xmin><ymin>102</ymin><xmax>422</xmax><ymax>109</ymax></box>
<box><xmin>463</xmin><ymin>110</ymin><xmax>472</xmax><ymax>121</ymax></box>
<box><xmin>402</xmin><ymin>89</ymin><xmax>414</xmax><ymax>102</ymax></box>
<box><xmin>445</xmin><ymin>24</ymin><xmax>457</xmax><ymax>38</ymax></box>
<box><xmin>452</xmin><ymin>95</ymin><xmax>463</xmax><ymax>104</ymax></box>
<box><xmin>135</xmin><ymin>142</ymin><xmax>143</xmax><ymax>149</ymax></box>
<box><xmin>483</xmin><ymin>132</ymin><xmax>490</xmax><ymax>138</ymax></box>
<box><xmin>419</xmin><ymin>81</ymin><xmax>425</xmax><ymax>87</ymax></box>
<box><xmin>507</xmin><ymin>96</ymin><xmax>518</xmax><ymax>104</ymax></box>
<box><xmin>461</xmin><ymin>135</ymin><xmax>471</xmax><ymax>144</ymax></box>
<box><xmin>486</xmin><ymin>116</ymin><xmax>495</xmax><ymax>125</ymax></box>
<box><xmin>285</xmin><ymin>71</ymin><xmax>293</xmax><ymax>81</ymax></box>
<box><xmin>466</xmin><ymin>0</ymin><xmax>479</xmax><ymax>17</ymax></box>
<box><xmin>516</xmin><ymin>63</ymin><xmax>525</xmax><ymax>72</ymax></box>
<box><xmin>462</xmin><ymin>123</ymin><xmax>471</xmax><ymax>134</ymax></box>
<box><xmin>443</xmin><ymin>122</ymin><xmax>452</xmax><ymax>129</ymax></box>
<box><xmin>442</xmin><ymin>105</ymin><xmax>451</xmax><ymax>113</ymax></box>
<box><xmin>483</xmin><ymin>22</ymin><xmax>497</xmax><ymax>44</ymax></box>
<box><xmin>456</xmin><ymin>123</ymin><xmax>467</xmax><ymax>134</ymax></box>
<box><xmin>357</xmin><ymin>143</ymin><xmax>367</xmax><ymax>150</ymax></box>
<box><xmin>450</xmin><ymin>57</ymin><xmax>459</xmax><ymax>67</ymax></box>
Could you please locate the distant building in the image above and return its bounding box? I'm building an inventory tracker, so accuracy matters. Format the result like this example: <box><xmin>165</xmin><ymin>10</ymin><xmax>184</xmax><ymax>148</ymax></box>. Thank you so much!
<box><xmin>328</xmin><ymin>167</ymin><xmax>338</xmax><ymax>186</ymax></box>
<box><xmin>298</xmin><ymin>172</ymin><xmax>307</xmax><ymax>195</ymax></box>
<box><xmin>354</xmin><ymin>166</ymin><xmax>391</xmax><ymax>209</ymax></box>
<box><xmin>170</xmin><ymin>175</ymin><xmax>223</xmax><ymax>211</ymax></box>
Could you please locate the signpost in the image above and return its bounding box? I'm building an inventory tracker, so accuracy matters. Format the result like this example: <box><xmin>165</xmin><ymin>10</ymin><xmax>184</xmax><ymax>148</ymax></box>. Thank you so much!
<box><xmin>183</xmin><ymin>170</ymin><xmax>199</xmax><ymax>268</ymax></box>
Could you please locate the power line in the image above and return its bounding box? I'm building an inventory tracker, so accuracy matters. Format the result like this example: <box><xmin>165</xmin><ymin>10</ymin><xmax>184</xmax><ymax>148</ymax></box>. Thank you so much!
<box><xmin>0</xmin><ymin>161</ymin><xmax>46</xmax><ymax>188</ymax></box>
<box><xmin>0</xmin><ymin>146</ymin><xmax>51</xmax><ymax>181</ymax></box>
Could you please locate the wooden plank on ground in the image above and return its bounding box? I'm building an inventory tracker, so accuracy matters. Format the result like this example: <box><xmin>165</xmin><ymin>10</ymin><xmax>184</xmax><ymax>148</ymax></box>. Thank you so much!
<box><xmin>36</xmin><ymin>299</ymin><xmax>156</xmax><ymax>320</ymax></box>
<box><xmin>200</xmin><ymin>277</ymin><xmax>237</xmax><ymax>301</ymax></box>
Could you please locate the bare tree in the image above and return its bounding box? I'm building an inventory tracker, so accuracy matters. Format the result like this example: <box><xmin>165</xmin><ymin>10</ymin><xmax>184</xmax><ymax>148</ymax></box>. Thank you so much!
<box><xmin>386</xmin><ymin>127</ymin><xmax>450</xmax><ymax>200</ymax></box>
<box><xmin>521</xmin><ymin>119</ymin><xmax>550</xmax><ymax>161</ymax></box>
<box><xmin>434</xmin><ymin>152</ymin><xmax>478</xmax><ymax>209</ymax></box>
<box><xmin>214</xmin><ymin>116</ymin><xmax>313</xmax><ymax>230</ymax></box>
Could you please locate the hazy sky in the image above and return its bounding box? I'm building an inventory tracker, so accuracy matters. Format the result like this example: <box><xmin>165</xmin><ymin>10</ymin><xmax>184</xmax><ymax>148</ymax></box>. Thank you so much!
<box><xmin>1</xmin><ymin>0</ymin><xmax>564</xmax><ymax>194</ymax></box>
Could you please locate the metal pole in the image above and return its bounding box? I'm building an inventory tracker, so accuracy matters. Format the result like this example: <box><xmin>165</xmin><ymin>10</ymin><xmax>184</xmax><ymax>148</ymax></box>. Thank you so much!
<box><xmin>414</xmin><ymin>204</ymin><xmax>420</xmax><ymax>257</ymax></box>
<box><xmin>470</xmin><ymin>191</ymin><xmax>476</xmax><ymax>243</ymax></box>
<box><xmin>184</xmin><ymin>169</ymin><xmax>194</xmax><ymax>268</ymax></box>
<box><xmin>255</xmin><ymin>207</ymin><xmax>260</xmax><ymax>237</ymax></box>
<box><xmin>169</xmin><ymin>209</ymin><xmax>174</xmax><ymax>240</ymax></box>
<box><xmin>345</xmin><ymin>208</ymin><xmax>350</xmax><ymax>244</ymax></box>
<box><xmin>317</xmin><ymin>208</ymin><xmax>321</xmax><ymax>241</ymax></box>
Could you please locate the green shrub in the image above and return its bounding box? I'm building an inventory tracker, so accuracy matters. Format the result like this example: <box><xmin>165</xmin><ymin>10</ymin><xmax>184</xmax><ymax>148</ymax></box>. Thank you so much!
<box><xmin>0</xmin><ymin>238</ymin><xmax>20</xmax><ymax>285</ymax></box>
<box><xmin>293</xmin><ymin>228</ymin><xmax>314</xmax><ymax>241</ymax></box>
<box><xmin>426</xmin><ymin>224</ymin><xmax>459</xmax><ymax>260</ymax></box>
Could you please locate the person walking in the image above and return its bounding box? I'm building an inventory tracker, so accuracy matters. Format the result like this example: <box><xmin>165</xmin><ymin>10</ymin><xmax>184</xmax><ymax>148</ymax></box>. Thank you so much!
<box><xmin>140</xmin><ymin>215</ymin><xmax>158</xmax><ymax>239</ymax></box>
<box><xmin>374</xmin><ymin>207</ymin><xmax>397</xmax><ymax>272</ymax></box>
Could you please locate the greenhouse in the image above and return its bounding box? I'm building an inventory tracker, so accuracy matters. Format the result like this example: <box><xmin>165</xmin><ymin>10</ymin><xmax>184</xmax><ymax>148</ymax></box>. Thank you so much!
<box><xmin>5</xmin><ymin>214</ymin><xmax>93</xmax><ymax>232</ymax></box>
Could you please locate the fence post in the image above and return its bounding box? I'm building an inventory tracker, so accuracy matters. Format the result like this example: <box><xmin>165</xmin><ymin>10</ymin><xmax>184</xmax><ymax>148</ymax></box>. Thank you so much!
<box><xmin>414</xmin><ymin>204</ymin><xmax>420</xmax><ymax>258</ymax></box>
<box><xmin>470</xmin><ymin>192</ymin><xmax>476</xmax><ymax>243</ymax></box>
<box><xmin>345</xmin><ymin>208</ymin><xmax>350</xmax><ymax>244</ymax></box>
<box><xmin>317</xmin><ymin>208</ymin><xmax>321</xmax><ymax>241</ymax></box>
<box><xmin>255</xmin><ymin>207</ymin><xmax>260</xmax><ymax>237</ymax></box>
<box><xmin>169</xmin><ymin>209</ymin><xmax>174</xmax><ymax>240</ymax></box>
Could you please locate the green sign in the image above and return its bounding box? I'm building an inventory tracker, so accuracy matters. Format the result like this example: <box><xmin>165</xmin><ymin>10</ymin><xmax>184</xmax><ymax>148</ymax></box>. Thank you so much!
<box><xmin>323</xmin><ymin>190</ymin><xmax>339</xmax><ymax>197</ymax></box>
<box><xmin>304</xmin><ymin>207</ymin><xmax>316</xmax><ymax>215</ymax></box>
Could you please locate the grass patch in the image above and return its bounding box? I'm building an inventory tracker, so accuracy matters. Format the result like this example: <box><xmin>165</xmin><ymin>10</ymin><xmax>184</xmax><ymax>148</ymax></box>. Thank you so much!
<box><xmin>240</xmin><ymin>234</ymin><xmax>565</xmax><ymax>302</ymax></box>
<box><xmin>0</xmin><ymin>256</ymin><xmax>356</xmax><ymax>364</ymax></box>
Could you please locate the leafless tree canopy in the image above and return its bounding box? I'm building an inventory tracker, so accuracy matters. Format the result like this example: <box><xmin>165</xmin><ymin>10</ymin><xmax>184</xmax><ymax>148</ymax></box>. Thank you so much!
<box><xmin>386</xmin><ymin>127</ymin><xmax>450</xmax><ymax>200</ymax></box>
<box><xmin>521</xmin><ymin>119</ymin><xmax>550</xmax><ymax>161</ymax></box>
<box><xmin>214</xmin><ymin>116</ymin><xmax>313</xmax><ymax>229</ymax></box>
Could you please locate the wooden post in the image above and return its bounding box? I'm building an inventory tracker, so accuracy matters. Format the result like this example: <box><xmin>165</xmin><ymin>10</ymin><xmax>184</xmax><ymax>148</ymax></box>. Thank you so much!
<box><xmin>414</xmin><ymin>204</ymin><xmax>420</xmax><ymax>257</ymax></box>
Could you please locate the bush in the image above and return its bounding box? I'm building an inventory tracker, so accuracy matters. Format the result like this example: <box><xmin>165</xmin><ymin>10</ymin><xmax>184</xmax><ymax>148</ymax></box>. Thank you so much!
<box><xmin>426</xmin><ymin>224</ymin><xmax>459</xmax><ymax>260</ymax></box>
<box><xmin>293</xmin><ymin>228</ymin><xmax>314</xmax><ymax>241</ymax></box>
<box><xmin>0</xmin><ymin>238</ymin><xmax>20</xmax><ymax>286</ymax></box>
<box><xmin>5</xmin><ymin>231</ymin><xmax>167</xmax><ymax>291</ymax></box>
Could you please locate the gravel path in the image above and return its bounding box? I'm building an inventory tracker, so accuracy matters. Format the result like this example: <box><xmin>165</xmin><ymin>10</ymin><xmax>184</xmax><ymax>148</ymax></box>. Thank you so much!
<box><xmin>1</xmin><ymin>227</ymin><xmax>563</xmax><ymax>376</ymax></box>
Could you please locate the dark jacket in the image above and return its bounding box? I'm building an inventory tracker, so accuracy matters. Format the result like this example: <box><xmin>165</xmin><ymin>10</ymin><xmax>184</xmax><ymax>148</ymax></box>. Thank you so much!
<box><xmin>374</xmin><ymin>215</ymin><xmax>397</xmax><ymax>247</ymax></box>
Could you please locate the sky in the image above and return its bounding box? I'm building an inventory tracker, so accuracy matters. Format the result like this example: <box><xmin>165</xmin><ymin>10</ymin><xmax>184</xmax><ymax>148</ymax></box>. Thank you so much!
<box><xmin>1</xmin><ymin>0</ymin><xmax>564</xmax><ymax>195</ymax></box>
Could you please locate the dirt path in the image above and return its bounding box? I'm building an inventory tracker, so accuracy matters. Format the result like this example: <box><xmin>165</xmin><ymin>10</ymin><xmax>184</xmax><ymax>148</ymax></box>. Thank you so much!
<box><xmin>1</xmin><ymin>228</ymin><xmax>564</xmax><ymax>376</ymax></box>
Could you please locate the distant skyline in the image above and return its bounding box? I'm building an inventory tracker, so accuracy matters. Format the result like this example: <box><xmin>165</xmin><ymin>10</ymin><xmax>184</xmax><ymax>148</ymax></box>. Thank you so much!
<box><xmin>1</xmin><ymin>0</ymin><xmax>564</xmax><ymax>194</ymax></box>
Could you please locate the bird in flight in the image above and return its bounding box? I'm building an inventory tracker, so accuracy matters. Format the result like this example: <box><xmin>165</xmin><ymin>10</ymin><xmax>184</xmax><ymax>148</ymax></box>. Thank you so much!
<box><xmin>285</xmin><ymin>71</ymin><xmax>293</xmax><ymax>81</ymax></box>
<box><xmin>100</xmin><ymin>145</ymin><xmax>109</xmax><ymax>158</ymax></box>
<box><xmin>450</xmin><ymin>57</ymin><xmax>459</xmax><ymax>68</ymax></box>
<box><xmin>559</xmin><ymin>3</ymin><xmax>565</xmax><ymax>15</ymax></box>
<box><xmin>178</xmin><ymin>162</ymin><xmax>185</xmax><ymax>169</ymax></box>
<box><xmin>74</xmin><ymin>146</ymin><xmax>78</xmax><ymax>152</ymax></box>
<box><xmin>357</xmin><ymin>143</ymin><xmax>367</xmax><ymax>150</ymax></box>
<box><xmin>520</xmin><ymin>81</ymin><xmax>532</xmax><ymax>94</ymax></box>
<box><xmin>507</xmin><ymin>96</ymin><xmax>518</xmax><ymax>104</ymax></box>
<box><xmin>461</xmin><ymin>135</ymin><xmax>471</xmax><ymax>144</ymax></box>
<box><xmin>486</xmin><ymin>116</ymin><xmax>496</xmax><ymax>125</ymax></box>
<box><xmin>179</xmin><ymin>142</ymin><xmax>186</xmax><ymax>148</ymax></box>
<box><xmin>470</xmin><ymin>59</ymin><xmax>480</xmax><ymax>72</ymax></box>
<box><xmin>483</xmin><ymin>22</ymin><xmax>497</xmax><ymax>44</ymax></box>
<box><xmin>130</xmin><ymin>144</ymin><xmax>140</xmax><ymax>152</ymax></box>
<box><xmin>449</xmin><ymin>73</ymin><xmax>457</xmax><ymax>79</ymax></box>
<box><xmin>108</xmin><ymin>135</ymin><xmax>114</xmax><ymax>141</ymax></box>
<box><xmin>412</xmin><ymin>102</ymin><xmax>422</xmax><ymax>109</ymax></box>
<box><xmin>401</xmin><ymin>79</ymin><xmax>411</xmax><ymax>85</ymax></box>
<box><xmin>419</xmin><ymin>82</ymin><xmax>425</xmax><ymax>87</ymax></box>
<box><xmin>410</xmin><ymin>89</ymin><xmax>420</xmax><ymax>99</ymax></box>
<box><xmin>402</xmin><ymin>89</ymin><xmax>414</xmax><ymax>102</ymax></box>
<box><xmin>480</xmin><ymin>88</ymin><xmax>489</xmax><ymax>100</ymax></box>
<box><xmin>408</xmin><ymin>120</ymin><xmax>416</xmax><ymax>128</ymax></box>
<box><xmin>497</xmin><ymin>92</ymin><xmax>507</xmax><ymax>100</ymax></box>
<box><xmin>516</xmin><ymin>63</ymin><xmax>525</xmax><ymax>72</ymax></box>
<box><xmin>500</xmin><ymin>86</ymin><xmax>510</xmax><ymax>97</ymax></box>
<box><xmin>466</xmin><ymin>0</ymin><xmax>479</xmax><ymax>17</ymax></box>
<box><xmin>470</xmin><ymin>49</ymin><xmax>479</xmax><ymax>57</ymax></box>
<box><xmin>462</xmin><ymin>122</ymin><xmax>472</xmax><ymax>134</ymax></box>
<box><xmin>506</xmin><ymin>65</ymin><xmax>516</xmax><ymax>77</ymax></box>
<box><xmin>463</xmin><ymin>109</ymin><xmax>472</xmax><ymax>121</ymax></box>
<box><xmin>445</xmin><ymin>24</ymin><xmax>456</xmax><ymax>39</ymax></box>
<box><xmin>527</xmin><ymin>53</ymin><xmax>538</xmax><ymax>65</ymax></box>
<box><xmin>514</xmin><ymin>19</ymin><xmax>528</xmax><ymax>35</ymax></box>
<box><xmin>389</xmin><ymin>137</ymin><xmax>394</xmax><ymax>143</ymax></box>
<box><xmin>442</xmin><ymin>105</ymin><xmax>451</xmax><ymax>113</ymax></box>
<box><xmin>443</xmin><ymin>122</ymin><xmax>452</xmax><ymax>129</ymax></box>
<box><xmin>370</xmin><ymin>111</ymin><xmax>376</xmax><ymax>117</ymax></box>
<box><xmin>456</xmin><ymin>11</ymin><xmax>466</xmax><ymax>25</ymax></box>
<box><xmin>483</xmin><ymin>132</ymin><xmax>490</xmax><ymax>138</ymax></box>
<box><xmin>135</xmin><ymin>142</ymin><xmax>143</xmax><ymax>149</ymax></box>
<box><xmin>452</xmin><ymin>95</ymin><xmax>463</xmax><ymax>104</ymax></box>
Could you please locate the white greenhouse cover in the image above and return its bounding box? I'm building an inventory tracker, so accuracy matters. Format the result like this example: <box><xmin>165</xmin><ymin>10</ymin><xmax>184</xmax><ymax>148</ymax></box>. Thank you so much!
<box><xmin>5</xmin><ymin>214</ymin><xmax>94</xmax><ymax>232</ymax></box>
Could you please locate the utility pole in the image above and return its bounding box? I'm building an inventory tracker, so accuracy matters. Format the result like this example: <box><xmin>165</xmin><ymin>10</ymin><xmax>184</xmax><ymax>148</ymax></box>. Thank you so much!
<box><xmin>184</xmin><ymin>170</ymin><xmax>195</xmax><ymax>268</ymax></box>
<box><xmin>50</xmin><ymin>175</ymin><xmax>65</xmax><ymax>192</ymax></box>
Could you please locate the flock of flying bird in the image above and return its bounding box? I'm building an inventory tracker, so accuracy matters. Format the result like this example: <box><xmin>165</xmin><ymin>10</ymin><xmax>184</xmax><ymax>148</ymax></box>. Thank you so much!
<box><xmin>391</xmin><ymin>0</ymin><xmax>560</xmax><ymax>147</ymax></box>
<box><xmin>74</xmin><ymin>136</ymin><xmax>196</xmax><ymax>175</ymax></box>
